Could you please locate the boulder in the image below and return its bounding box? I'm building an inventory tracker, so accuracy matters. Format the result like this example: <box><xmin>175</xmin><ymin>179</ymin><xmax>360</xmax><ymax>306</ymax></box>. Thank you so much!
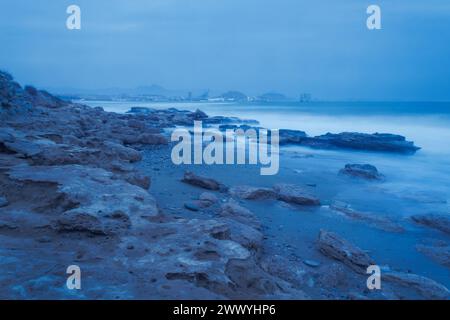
<box><xmin>273</xmin><ymin>183</ymin><xmax>320</xmax><ymax>206</ymax></box>
<box><xmin>339</xmin><ymin>164</ymin><xmax>384</xmax><ymax>180</ymax></box>
<box><xmin>317</xmin><ymin>230</ymin><xmax>375</xmax><ymax>274</ymax></box>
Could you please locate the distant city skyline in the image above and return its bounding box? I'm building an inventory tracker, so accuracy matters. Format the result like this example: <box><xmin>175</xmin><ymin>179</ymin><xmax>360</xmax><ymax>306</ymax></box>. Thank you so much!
<box><xmin>1</xmin><ymin>0</ymin><xmax>450</xmax><ymax>101</ymax></box>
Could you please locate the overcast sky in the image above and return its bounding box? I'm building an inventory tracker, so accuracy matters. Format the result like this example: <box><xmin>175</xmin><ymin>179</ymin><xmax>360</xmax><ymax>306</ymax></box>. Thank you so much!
<box><xmin>1</xmin><ymin>0</ymin><xmax>449</xmax><ymax>100</ymax></box>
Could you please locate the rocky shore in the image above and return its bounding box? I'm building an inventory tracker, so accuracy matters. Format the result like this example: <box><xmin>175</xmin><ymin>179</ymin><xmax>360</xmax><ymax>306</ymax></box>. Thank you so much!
<box><xmin>1</xmin><ymin>71</ymin><xmax>448</xmax><ymax>300</ymax></box>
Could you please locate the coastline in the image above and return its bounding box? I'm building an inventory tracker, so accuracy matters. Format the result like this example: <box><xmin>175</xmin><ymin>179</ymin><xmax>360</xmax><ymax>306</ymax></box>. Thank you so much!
<box><xmin>1</xmin><ymin>71</ymin><xmax>449</xmax><ymax>299</ymax></box>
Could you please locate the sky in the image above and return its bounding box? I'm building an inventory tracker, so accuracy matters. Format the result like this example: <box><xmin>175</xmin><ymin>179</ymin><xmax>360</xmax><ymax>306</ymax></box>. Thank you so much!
<box><xmin>1</xmin><ymin>0</ymin><xmax>449</xmax><ymax>101</ymax></box>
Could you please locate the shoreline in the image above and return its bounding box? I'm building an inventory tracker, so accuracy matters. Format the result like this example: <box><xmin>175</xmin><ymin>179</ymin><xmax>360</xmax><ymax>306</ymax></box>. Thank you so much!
<box><xmin>1</xmin><ymin>71</ymin><xmax>449</xmax><ymax>299</ymax></box>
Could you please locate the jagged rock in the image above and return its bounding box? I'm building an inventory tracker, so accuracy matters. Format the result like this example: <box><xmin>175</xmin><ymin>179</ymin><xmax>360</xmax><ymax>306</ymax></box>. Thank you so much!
<box><xmin>339</xmin><ymin>164</ymin><xmax>384</xmax><ymax>180</ymax></box>
<box><xmin>317</xmin><ymin>230</ymin><xmax>375</xmax><ymax>274</ymax></box>
<box><xmin>306</xmin><ymin>132</ymin><xmax>420</xmax><ymax>154</ymax></box>
<box><xmin>0</xmin><ymin>195</ymin><xmax>8</xmax><ymax>208</ymax></box>
<box><xmin>278</xmin><ymin>129</ymin><xmax>308</xmax><ymax>145</ymax></box>
<box><xmin>182</xmin><ymin>171</ymin><xmax>226</xmax><ymax>191</ymax></box>
<box><xmin>330</xmin><ymin>201</ymin><xmax>404</xmax><ymax>232</ymax></box>
<box><xmin>273</xmin><ymin>183</ymin><xmax>320</xmax><ymax>206</ymax></box>
<box><xmin>229</xmin><ymin>185</ymin><xmax>277</xmax><ymax>200</ymax></box>
<box><xmin>383</xmin><ymin>271</ymin><xmax>450</xmax><ymax>300</ymax></box>
<box><xmin>416</xmin><ymin>242</ymin><xmax>450</xmax><ymax>268</ymax></box>
<box><xmin>411</xmin><ymin>214</ymin><xmax>450</xmax><ymax>235</ymax></box>
<box><xmin>7</xmin><ymin>165</ymin><xmax>158</xmax><ymax>235</ymax></box>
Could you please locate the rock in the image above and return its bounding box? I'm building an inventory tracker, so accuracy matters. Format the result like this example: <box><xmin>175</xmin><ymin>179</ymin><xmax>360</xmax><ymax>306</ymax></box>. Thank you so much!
<box><xmin>124</xmin><ymin>172</ymin><xmax>151</xmax><ymax>190</ymax></box>
<box><xmin>339</xmin><ymin>164</ymin><xmax>384</xmax><ymax>180</ymax></box>
<box><xmin>199</xmin><ymin>192</ymin><xmax>219</xmax><ymax>205</ymax></box>
<box><xmin>416</xmin><ymin>242</ymin><xmax>450</xmax><ymax>268</ymax></box>
<box><xmin>303</xmin><ymin>259</ymin><xmax>321</xmax><ymax>268</ymax></box>
<box><xmin>181</xmin><ymin>171</ymin><xmax>226</xmax><ymax>191</ymax></box>
<box><xmin>220</xmin><ymin>200</ymin><xmax>260</xmax><ymax>229</ymax></box>
<box><xmin>126</xmin><ymin>107</ymin><xmax>155</xmax><ymax>114</ymax></box>
<box><xmin>411</xmin><ymin>214</ymin><xmax>450</xmax><ymax>235</ymax></box>
<box><xmin>189</xmin><ymin>109</ymin><xmax>208</xmax><ymax>120</ymax></box>
<box><xmin>383</xmin><ymin>271</ymin><xmax>450</xmax><ymax>300</ymax></box>
<box><xmin>184</xmin><ymin>201</ymin><xmax>201</xmax><ymax>212</ymax></box>
<box><xmin>317</xmin><ymin>230</ymin><xmax>375</xmax><ymax>274</ymax></box>
<box><xmin>278</xmin><ymin>129</ymin><xmax>308</xmax><ymax>145</ymax></box>
<box><xmin>0</xmin><ymin>195</ymin><xmax>8</xmax><ymax>208</ymax></box>
<box><xmin>273</xmin><ymin>183</ymin><xmax>320</xmax><ymax>206</ymax></box>
<box><xmin>103</xmin><ymin>141</ymin><xmax>142</xmax><ymax>163</ymax></box>
<box><xmin>191</xmin><ymin>192</ymin><xmax>220</xmax><ymax>209</ymax></box>
<box><xmin>316</xmin><ymin>262</ymin><xmax>349</xmax><ymax>288</ymax></box>
<box><xmin>305</xmin><ymin>132</ymin><xmax>420</xmax><ymax>154</ymax></box>
<box><xmin>330</xmin><ymin>201</ymin><xmax>404</xmax><ymax>233</ymax></box>
<box><xmin>7</xmin><ymin>164</ymin><xmax>158</xmax><ymax>235</ymax></box>
<box><xmin>229</xmin><ymin>185</ymin><xmax>277</xmax><ymax>200</ymax></box>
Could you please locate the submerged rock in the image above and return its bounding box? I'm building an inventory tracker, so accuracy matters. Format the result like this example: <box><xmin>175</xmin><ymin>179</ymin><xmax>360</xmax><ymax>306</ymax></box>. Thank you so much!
<box><xmin>411</xmin><ymin>214</ymin><xmax>450</xmax><ymax>235</ymax></box>
<box><xmin>330</xmin><ymin>201</ymin><xmax>404</xmax><ymax>233</ymax></box>
<box><xmin>229</xmin><ymin>185</ymin><xmax>277</xmax><ymax>200</ymax></box>
<box><xmin>317</xmin><ymin>230</ymin><xmax>375</xmax><ymax>274</ymax></box>
<box><xmin>339</xmin><ymin>164</ymin><xmax>384</xmax><ymax>180</ymax></box>
<box><xmin>273</xmin><ymin>183</ymin><xmax>320</xmax><ymax>206</ymax></box>
<box><xmin>182</xmin><ymin>171</ymin><xmax>227</xmax><ymax>191</ymax></box>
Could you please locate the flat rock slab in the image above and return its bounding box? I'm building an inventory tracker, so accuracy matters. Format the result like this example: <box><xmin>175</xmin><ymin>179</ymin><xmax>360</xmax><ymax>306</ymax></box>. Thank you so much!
<box><xmin>182</xmin><ymin>171</ymin><xmax>227</xmax><ymax>191</ymax></box>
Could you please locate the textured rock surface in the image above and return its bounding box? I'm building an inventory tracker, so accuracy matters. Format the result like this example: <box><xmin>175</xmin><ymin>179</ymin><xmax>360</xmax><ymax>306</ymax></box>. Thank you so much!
<box><xmin>411</xmin><ymin>214</ymin><xmax>450</xmax><ymax>235</ymax></box>
<box><xmin>317</xmin><ymin>230</ymin><xmax>375</xmax><ymax>274</ymax></box>
<box><xmin>274</xmin><ymin>183</ymin><xmax>320</xmax><ymax>206</ymax></box>
<box><xmin>339</xmin><ymin>164</ymin><xmax>384</xmax><ymax>180</ymax></box>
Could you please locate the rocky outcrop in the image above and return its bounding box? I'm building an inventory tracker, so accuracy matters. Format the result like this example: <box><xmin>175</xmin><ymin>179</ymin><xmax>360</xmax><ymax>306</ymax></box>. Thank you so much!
<box><xmin>317</xmin><ymin>230</ymin><xmax>375</xmax><ymax>274</ymax></box>
<box><xmin>411</xmin><ymin>214</ymin><xmax>450</xmax><ymax>235</ymax></box>
<box><xmin>330</xmin><ymin>201</ymin><xmax>404</xmax><ymax>232</ymax></box>
<box><xmin>273</xmin><ymin>183</ymin><xmax>320</xmax><ymax>206</ymax></box>
<box><xmin>182</xmin><ymin>171</ymin><xmax>227</xmax><ymax>191</ymax></box>
<box><xmin>267</xmin><ymin>128</ymin><xmax>420</xmax><ymax>154</ymax></box>
<box><xmin>339</xmin><ymin>164</ymin><xmax>384</xmax><ymax>180</ymax></box>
